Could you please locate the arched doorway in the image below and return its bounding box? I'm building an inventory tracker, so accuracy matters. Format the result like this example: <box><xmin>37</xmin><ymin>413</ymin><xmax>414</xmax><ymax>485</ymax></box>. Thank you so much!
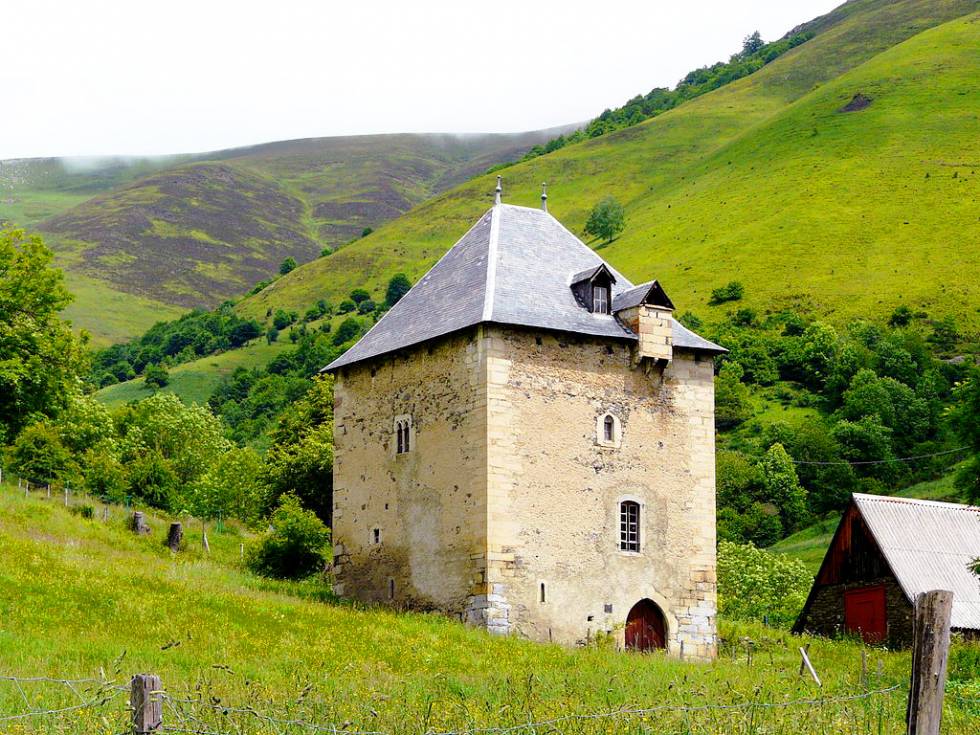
<box><xmin>625</xmin><ymin>599</ymin><xmax>667</xmax><ymax>651</ymax></box>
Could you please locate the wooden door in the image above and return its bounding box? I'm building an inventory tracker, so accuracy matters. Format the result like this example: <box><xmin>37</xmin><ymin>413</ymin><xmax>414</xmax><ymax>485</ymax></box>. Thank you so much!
<box><xmin>625</xmin><ymin>599</ymin><xmax>666</xmax><ymax>651</ymax></box>
<box><xmin>844</xmin><ymin>585</ymin><xmax>887</xmax><ymax>643</ymax></box>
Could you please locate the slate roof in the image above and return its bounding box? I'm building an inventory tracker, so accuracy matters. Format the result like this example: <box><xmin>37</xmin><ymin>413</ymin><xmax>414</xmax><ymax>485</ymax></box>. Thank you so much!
<box><xmin>325</xmin><ymin>203</ymin><xmax>724</xmax><ymax>371</ymax></box>
<box><xmin>853</xmin><ymin>494</ymin><xmax>980</xmax><ymax>630</ymax></box>
<box><xmin>613</xmin><ymin>281</ymin><xmax>676</xmax><ymax>312</ymax></box>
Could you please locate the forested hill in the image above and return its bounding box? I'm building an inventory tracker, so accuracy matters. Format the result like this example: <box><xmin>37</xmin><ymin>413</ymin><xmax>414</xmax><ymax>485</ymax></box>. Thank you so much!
<box><xmin>237</xmin><ymin>0</ymin><xmax>980</xmax><ymax>335</ymax></box>
<box><xmin>0</xmin><ymin>129</ymin><xmax>574</xmax><ymax>345</ymax></box>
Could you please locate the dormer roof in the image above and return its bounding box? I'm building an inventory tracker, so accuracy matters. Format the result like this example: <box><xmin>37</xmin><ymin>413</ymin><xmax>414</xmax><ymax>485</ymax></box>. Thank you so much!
<box><xmin>613</xmin><ymin>280</ymin><xmax>675</xmax><ymax>312</ymax></box>
<box><xmin>324</xmin><ymin>203</ymin><xmax>723</xmax><ymax>371</ymax></box>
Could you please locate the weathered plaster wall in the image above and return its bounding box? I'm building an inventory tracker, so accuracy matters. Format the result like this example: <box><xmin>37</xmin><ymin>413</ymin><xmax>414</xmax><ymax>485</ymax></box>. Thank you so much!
<box><xmin>332</xmin><ymin>328</ymin><xmax>489</xmax><ymax>614</ymax></box>
<box><xmin>798</xmin><ymin>577</ymin><xmax>913</xmax><ymax>647</ymax></box>
<box><xmin>482</xmin><ymin>326</ymin><xmax>717</xmax><ymax>659</ymax></box>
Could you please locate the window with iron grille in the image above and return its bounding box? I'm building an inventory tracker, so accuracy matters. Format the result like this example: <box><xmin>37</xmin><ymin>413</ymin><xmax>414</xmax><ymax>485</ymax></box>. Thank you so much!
<box><xmin>593</xmin><ymin>285</ymin><xmax>610</xmax><ymax>314</ymax></box>
<box><xmin>619</xmin><ymin>501</ymin><xmax>640</xmax><ymax>552</ymax></box>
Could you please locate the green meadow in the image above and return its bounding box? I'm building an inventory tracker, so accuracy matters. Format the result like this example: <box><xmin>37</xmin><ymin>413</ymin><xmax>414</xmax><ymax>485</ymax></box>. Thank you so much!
<box><xmin>0</xmin><ymin>483</ymin><xmax>977</xmax><ymax>734</ymax></box>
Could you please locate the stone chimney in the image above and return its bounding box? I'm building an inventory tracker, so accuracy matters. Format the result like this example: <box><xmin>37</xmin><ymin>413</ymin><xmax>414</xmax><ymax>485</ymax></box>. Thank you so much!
<box><xmin>616</xmin><ymin>302</ymin><xmax>673</xmax><ymax>366</ymax></box>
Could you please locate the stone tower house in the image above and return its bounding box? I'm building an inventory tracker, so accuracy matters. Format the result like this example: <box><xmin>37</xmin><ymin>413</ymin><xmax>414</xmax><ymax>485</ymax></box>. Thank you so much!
<box><xmin>324</xmin><ymin>188</ymin><xmax>724</xmax><ymax>658</ymax></box>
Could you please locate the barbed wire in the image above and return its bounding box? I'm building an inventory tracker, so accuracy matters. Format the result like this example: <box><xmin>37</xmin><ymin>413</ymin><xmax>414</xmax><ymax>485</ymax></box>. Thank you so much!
<box><xmin>0</xmin><ymin>675</ymin><xmax>123</xmax><ymax>724</ymax></box>
<box><xmin>154</xmin><ymin>685</ymin><xmax>903</xmax><ymax>735</ymax></box>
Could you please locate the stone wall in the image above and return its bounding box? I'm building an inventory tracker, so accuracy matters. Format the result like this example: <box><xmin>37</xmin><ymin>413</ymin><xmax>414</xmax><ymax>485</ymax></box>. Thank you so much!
<box><xmin>331</xmin><ymin>328</ymin><xmax>489</xmax><ymax>614</ymax></box>
<box><xmin>797</xmin><ymin>576</ymin><xmax>914</xmax><ymax>647</ymax></box>
<box><xmin>481</xmin><ymin>326</ymin><xmax>717</xmax><ymax>659</ymax></box>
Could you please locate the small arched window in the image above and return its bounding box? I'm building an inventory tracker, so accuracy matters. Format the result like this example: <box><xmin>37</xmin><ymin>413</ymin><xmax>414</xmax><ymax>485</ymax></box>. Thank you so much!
<box><xmin>396</xmin><ymin>423</ymin><xmax>404</xmax><ymax>454</ymax></box>
<box><xmin>619</xmin><ymin>501</ymin><xmax>640</xmax><ymax>552</ymax></box>
<box><xmin>603</xmin><ymin>415</ymin><xmax>615</xmax><ymax>442</ymax></box>
<box><xmin>596</xmin><ymin>412</ymin><xmax>621</xmax><ymax>448</ymax></box>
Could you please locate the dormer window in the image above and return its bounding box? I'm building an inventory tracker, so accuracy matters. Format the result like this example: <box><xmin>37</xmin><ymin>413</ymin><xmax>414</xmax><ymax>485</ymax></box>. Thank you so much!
<box><xmin>593</xmin><ymin>285</ymin><xmax>610</xmax><ymax>314</ymax></box>
<box><xmin>570</xmin><ymin>263</ymin><xmax>617</xmax><ymax>314</ymax></box>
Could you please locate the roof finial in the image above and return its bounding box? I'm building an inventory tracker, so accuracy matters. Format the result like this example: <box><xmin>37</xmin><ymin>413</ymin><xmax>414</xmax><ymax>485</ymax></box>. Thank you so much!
<box><xmin>495</xmin><ymin>175</ymin><xmax>502</xmax><ymax>205</ymax></box>
<box><xmin>541</xmin><ymin>182</ymin><xmax>548</xmax><ymax>212</ymax></box>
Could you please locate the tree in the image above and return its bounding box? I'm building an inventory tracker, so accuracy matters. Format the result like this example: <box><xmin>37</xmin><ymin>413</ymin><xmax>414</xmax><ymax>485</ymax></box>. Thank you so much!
<box><xmin>715</xmin><ymin>362</ymin><xmax>752</xmax><ymax>428</ymax></box>
<box><xmin>272</xmin><ymin>309</ymin><xmax>296</xmax><ymax>330</ymax></box>
<box><xmin>760</xmin><ymin>443</ymin><xmax>809</xmax><ymax>532</ymax></box>
<box><xmin>385</xmin><ymin>273</ymin><xmax>411</xmax><ymax>308</ymax></box>
<box><xmin>357</xmin><ymin>298</ymin><xmax>376</xmax><ymax>315</ymax></box>
<box><xmin>583</xmin><ymin>196</ymin><xmax>626</xmax><ymax>243</ymax></box>
<box><xmin>266</xmin><ymin>327</ymin><xmax>279</xmax><ymax>344</ymax></box>
<box><xmin>191</xmin><ymin>446</ymin><xmax>266</xmax><ymax>526</ymax></box>
<box><xmin>742</xmin><ymin>31</ymin><xmax>764</xmax><ymax>56</ymax></box>
<box><xmin>349</xmin><ymin>288</ymin><xmax>371</xmax><ymax>304</ymax></box>
<box><xmin>0</xmin><ymin>229</ymin><xmax>89</xmax><ymax>443</ymax></box>
<box><xmin>360</xmin><ymin>227</ymin><xmax>373</xmax><ymax>238</ymax></box>
<box><xmin>4</xmin><ymin>421</ymin><xmax>76</xmax><ymax>482</ymax></box>
<box><xmin>279</xmin><ymin>257</ymin><xmax>298</xmax><ymax>275</ymax></box>
<box><xmin>332</xmin><ymin>317</ymin><xmax>361</xmax><ymax>346</ymax></box>
<box><xmin>144</xmin><ymin>364</ymin><xmax>170</xmax><ymax>389</ymax></box>
<box><xmin>337</xmin><ymin>299</ymin><xmax>356</xmax><ymax>314</ymax></box>
<box><xmin>950</xmin><ymin>371</ymin><xmax>980</xmax><ymax>503</ymax></box>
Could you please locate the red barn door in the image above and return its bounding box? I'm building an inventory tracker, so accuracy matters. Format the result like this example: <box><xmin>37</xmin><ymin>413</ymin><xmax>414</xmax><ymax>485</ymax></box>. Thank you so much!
<box><xmin>844</xmin><ymin>585</ymin><xmax>887</xmax><ymax>643</ymax></box>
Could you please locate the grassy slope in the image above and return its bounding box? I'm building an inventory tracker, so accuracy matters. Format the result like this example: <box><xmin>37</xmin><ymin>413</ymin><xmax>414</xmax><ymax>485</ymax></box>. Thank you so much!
<box><xmin>96</xmin><ymin>339</ymin><xmax>292</xmax><ymax>408</ymax></box>
<box><xmin>770</xmin><ymin>472</ymin><xmax>967</xmax><ymax>571</ymax></box>
<box><xmin>2</xmin><ymin>131</ymin><xmax>570</xmax><ymax>343</ymax></box>
<box><xmin>1</xmin><ymin>485</ymin><xmax>977</xmax><ymax>734</ymax></box>
<box><xmin>238</xmin><ymin>1</ymin><xmax>979</xmax><ymax>334</ymax></box>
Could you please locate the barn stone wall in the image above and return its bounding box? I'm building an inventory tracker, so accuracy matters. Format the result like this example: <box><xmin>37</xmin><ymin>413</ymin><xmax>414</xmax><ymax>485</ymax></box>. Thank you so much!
<box><xmin>797</xmin><ymin>576</ymin><xmax>913</xmax><ymax>647</ymax></box>
<box><xmin>481</xmin><ymin>326</ymin><xmax>717</xmax><ymax>659</ymax></box>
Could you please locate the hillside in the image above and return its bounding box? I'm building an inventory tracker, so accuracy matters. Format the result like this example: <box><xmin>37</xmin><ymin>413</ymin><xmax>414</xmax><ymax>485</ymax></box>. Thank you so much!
<box><xmin>1</xmin><ymin>129</ymin><xmax>571</xmax><ymax>343</ymax></box>
<box><xmin>238</xmin><ymin>0</ymin><xmax>980</xmax><ymax>335</ymax></box>
<box><xmin>1</xmin><ymin>483</ymin><xmax>977</xmax><ymax>734</ymax></box>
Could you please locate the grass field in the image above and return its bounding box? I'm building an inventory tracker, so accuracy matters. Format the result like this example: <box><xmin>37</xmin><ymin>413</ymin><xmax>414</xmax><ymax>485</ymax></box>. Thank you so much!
<box><xmin>96</xmin><ymin>339</ymin><xmax>292</xmax><ymax>408</ymax></box>
<box><xmin>0</xmin><ymin>483</ymin><xmax>977</xmax><ymax>734</ymax></box>
<box><xmin>238</xmin><ymin>2</ymin><xmax>980</xmax><ymax>337</ymax></box>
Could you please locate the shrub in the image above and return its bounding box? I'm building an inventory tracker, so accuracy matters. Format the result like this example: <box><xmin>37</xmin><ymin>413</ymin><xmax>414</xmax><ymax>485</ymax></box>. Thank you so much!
<box><xmin>319</xmin><ymin>247</ymin><xmax>332</xmax><ymax>257</ymax></box>
<box><xmin>279</xmin><ymin>257</ymin><xmax>297</xmax><ymax>275</ymax></box>
<box><xmin>332</xmin><ymin>317</ymin><xmax>361</xmax><ymax>346</ymax></box>
<box><xmin>349</xmin><ymin>288</ymin><xmax>371</xmax><ymax>304</ymax></box>
<box><xmin>717</xmin><ymin>540</ymin><xmax>812</xmax><ymax>627</ymax></box>
<box><xmin>144</xmin><ymin>364</ymin><xmax>169</xmax><ymax>389</ymax></box>
<box><xmin>246</xmin><ymin>495</ymin><xmax>331</xmax><ymax>579</ymax></box>
<box><xmin>709</xmin><ymin>281</ymin><xmax>744</xmax><ymax>305</ymax></box>
<box><xmin>337</xmin><ymin>299</ymin><xmax>356</xmax><ymax>314</ymax></box>
<box><xmin>273</xmin><ymin>309</ymin><xmax>297</xmax><ymax>330</ymax></box>
<box><xmin>360</xmin><ymin>227</ymin><xmax>373</xmax><ymax>238</ymax></box>
<box><xmin>70</xmin><ymin>504</ymin><xmax>95</xmax><ymax>519</ymax></box>
<box><xmin>266</xmin><ymin>327</ymin><xmax>279</xmax><ymax>344</ymax></box>
<box><xmin>357</xmin><ymin>299</ymin><xmax>376</xmax><ymax>315</ymax></box>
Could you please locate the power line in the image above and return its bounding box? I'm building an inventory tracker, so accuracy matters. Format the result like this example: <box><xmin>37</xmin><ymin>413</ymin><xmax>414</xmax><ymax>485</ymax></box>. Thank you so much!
<box><xmin>789</xmin><ymin>446</ymin><xmax>970</xmax><ymax>466</ymax></box>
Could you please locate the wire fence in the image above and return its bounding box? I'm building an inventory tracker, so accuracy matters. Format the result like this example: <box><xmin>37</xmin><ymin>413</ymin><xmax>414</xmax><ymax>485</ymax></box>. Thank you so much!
<box><xmin>0</xmin><ymin>672</ymin><xmax>928</xmax><ymax>735</ymax></box>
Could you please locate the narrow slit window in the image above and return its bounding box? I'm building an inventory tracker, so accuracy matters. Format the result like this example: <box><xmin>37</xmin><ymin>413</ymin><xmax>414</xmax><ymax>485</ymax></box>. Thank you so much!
<box><xmin>373</xmin><ymin>527</ymin><xmax>381</xmax><ymax>545</ymax></box>
<box><xmin>396</xmin><ymin>423</ymin><xmax>404</xmax><ymax>454</ymax></box>
<box><xmin>593</xmin><ymin>285</ymin><xmax>609</xmax><ymax>314</ymax></box>
<box><xmin>619</xmin><ymin>501</ymin><xmax>640</xmax><ymax>552</ymax></box>
<box><xmin>540</xmin><ymin>582</ymin><xmax>546</xmax><ymax>603</ymax></box>
<box><xmin>388</xmin><ymin>578</ymin><xmax>395</xmax><ymax>600</ymax></box>
<box><xmin>603</xmin><ymin>415</ymin><xmax>615</xmax><ymax>442</ymax></box>
<box><xmin>403</xmin><ymin>422</ymin><xmax>410</xmax><ymax>452</ymax></box>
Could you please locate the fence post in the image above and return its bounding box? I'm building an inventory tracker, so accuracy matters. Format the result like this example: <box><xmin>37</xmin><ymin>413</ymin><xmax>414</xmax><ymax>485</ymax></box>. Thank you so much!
<box><xmin>906</xmin><ymin>590</ymin><xmax>953</xmax><ymax>735</ymax></box>
<box><xmin>130</xmin><ymin>673</ymin><xmax>163</xmax><ymax>733</ymax></box>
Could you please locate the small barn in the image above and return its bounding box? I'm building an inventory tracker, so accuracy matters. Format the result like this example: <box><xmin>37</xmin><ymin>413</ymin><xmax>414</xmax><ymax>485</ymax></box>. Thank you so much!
<box><xmin>793</xmin><ymin>493</ymin><xmax>980</xmax><ymax>646</ymax></box>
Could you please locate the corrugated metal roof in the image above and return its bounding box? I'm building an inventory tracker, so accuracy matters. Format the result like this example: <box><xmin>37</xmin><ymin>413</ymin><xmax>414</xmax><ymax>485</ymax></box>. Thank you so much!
<box><xmin>325</xmin><ymin>203</ymin><xmax>724</xmax><ymax>371</ymax></box>
<box><xmin>854</xmin><ymin>493</ymin><xmax>980</xmax><ymax>630</ymax></box>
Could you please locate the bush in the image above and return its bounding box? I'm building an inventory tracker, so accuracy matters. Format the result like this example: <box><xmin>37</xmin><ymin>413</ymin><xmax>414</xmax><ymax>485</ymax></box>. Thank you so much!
<box><xmin>279</xmin><ymin>257</ymin><xmax>297</xmax><ymax>275</ymax></box>
<box><xmin>332</xmin><ymin>317</ymin><xmax>361</xmax><ymax>346</ymax></box>
<box><xmin>144</xmin><ymin>364</ymin><xmax>169</xmax><ymax>389</ymax></box>
<box><xmin>349</xmin><ymin>288</ymin><xmax>371</xmax><ymax>304</ymax></box>
<box><xmin>337</xmin><ymin>299</ymin><xmax>356</xmax><ymax>314</ymax></box>
<box><xmin>717</xmin><ymin>540</ymin><xmax>812</xmax><ymax>627</ymax></box>
<box><xmin>709</xmin><ymin>281</ymin><xmax>744</xmax><ymax>305</ymax></box>
<box><xmin>357</xmin><ymin>299</ymin><xmax>376</xmax><ymax>315</ymax></box>
<box><xmin>246</xmin><ymin>495</ymin><xmax>331</xmax><ymax>579</ymax></box>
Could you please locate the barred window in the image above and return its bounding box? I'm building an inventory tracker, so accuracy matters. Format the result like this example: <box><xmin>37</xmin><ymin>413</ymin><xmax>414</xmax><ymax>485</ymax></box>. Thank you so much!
<box><xmin>619</xmin><ymin>501</ymin><xmax>640</xmax><ymax>552</ymax></box>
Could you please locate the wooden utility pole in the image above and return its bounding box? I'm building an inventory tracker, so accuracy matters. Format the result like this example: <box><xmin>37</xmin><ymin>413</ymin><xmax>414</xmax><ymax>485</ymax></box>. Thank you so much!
<box><xmin>130</xmin><ymin>674</ymin><xmax>162</xmax><ymax>733</ymax></box>
<box><xmin>906</xmin><ymin>590</ymin><xmax>953</xmax><ymax>735</ymax></box>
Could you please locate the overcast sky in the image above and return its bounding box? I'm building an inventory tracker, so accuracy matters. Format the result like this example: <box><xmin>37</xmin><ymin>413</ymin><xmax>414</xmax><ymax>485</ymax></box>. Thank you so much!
<box><xmin>1</xmin><ymin>0</ymin><xmax>842</xmax><ymax>160</ymax></box>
